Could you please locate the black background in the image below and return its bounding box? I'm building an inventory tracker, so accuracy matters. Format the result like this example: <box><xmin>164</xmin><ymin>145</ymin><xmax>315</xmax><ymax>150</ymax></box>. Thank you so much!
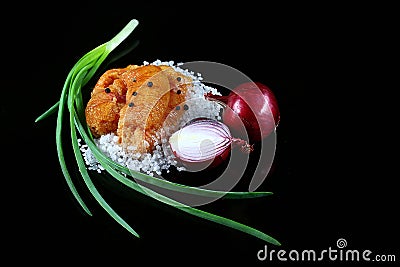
<box><xmin>3</xmin><ymin>1</ymin><xmax>397</xmax><ymax>265</ymax></box>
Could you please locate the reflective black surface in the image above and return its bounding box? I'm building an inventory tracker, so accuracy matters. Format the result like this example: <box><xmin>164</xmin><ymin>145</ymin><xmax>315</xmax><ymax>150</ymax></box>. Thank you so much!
<box><xmin>4</xmin><ymin>1</ymin><xmax>397</xmax><ymax>264</ymax></box>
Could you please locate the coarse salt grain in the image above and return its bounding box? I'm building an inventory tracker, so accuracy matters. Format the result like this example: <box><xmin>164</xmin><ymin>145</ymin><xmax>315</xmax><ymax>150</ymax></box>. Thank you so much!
<box><xmin>80</xmin><ymin>60</ymin><xmax>223</xmax><ymax>176</ymax></box>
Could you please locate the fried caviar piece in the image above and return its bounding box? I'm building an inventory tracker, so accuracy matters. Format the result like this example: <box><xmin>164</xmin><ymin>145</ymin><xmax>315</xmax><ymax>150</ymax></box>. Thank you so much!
<box><xmin>85</xmin><ymin>65</ymin><xmax>138</xmax><ymax>137</ymax></box>
<box><xmin>117</xmin><ymin>65</ymin><xmax>171</xmax><ymax>153</ymax></box>
<box><xmin>86</xmin><ymin>64</ymin><xmax>193</xmax><ymax>153</ymax></box>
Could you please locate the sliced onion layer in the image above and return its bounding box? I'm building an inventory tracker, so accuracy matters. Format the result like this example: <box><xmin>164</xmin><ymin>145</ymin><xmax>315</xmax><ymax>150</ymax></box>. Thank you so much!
<box><xmin>169</xmin><ymin>118</ymin><xmax>252</xmax><ymax>171</ymax></box>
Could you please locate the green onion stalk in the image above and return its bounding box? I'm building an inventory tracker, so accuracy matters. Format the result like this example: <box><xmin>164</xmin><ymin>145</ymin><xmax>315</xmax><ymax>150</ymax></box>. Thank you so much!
<box><xmin>35</xmin><ymin>19</ymin><xmax>280</xmax><ymax>246</ymax></box>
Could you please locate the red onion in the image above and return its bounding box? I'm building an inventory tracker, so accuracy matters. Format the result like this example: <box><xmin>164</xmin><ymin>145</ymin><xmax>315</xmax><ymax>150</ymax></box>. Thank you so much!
<box><xmin>168</xmin><ymin>118</ymin><xmax>253</xmax><ymax>171</ymax></box>
<box><xmin>206</xmin><ymin>82</ymin><xmax>280</xmax><ymax>142</ymax></box>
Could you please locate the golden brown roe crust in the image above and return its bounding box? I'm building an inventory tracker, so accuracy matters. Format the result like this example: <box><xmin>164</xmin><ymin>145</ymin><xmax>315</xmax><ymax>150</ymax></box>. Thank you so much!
<box><xmin>85</xmin><ymin>64</ymin><xmax>192</xmax><ymax>153</ymax></box>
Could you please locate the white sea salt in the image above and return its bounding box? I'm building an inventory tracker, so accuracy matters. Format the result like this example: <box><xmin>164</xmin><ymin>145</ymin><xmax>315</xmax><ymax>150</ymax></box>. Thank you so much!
<box><xmin>79</xmin><ymin>60</ymin><xmax>223</xmax><ymax>176</ymax></box>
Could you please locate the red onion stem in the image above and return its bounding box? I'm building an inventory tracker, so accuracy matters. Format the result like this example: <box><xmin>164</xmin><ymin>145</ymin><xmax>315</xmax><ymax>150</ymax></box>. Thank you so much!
<box><xmin>231</xmin><ymin>138</ymin><xmax>254</xmax><ymax>154</ymax></box>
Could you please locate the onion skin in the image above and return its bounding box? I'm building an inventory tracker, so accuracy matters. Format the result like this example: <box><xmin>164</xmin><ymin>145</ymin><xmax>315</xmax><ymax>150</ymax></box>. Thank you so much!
<box><xmin>210</xmin><ymin>82</ymin><xmax>280</xmax><ymax>143</ymax></box>
<box><xmin>174</xmin><ymin>144</ymin><xmax>231</xmax><ymax>172</ymax></box>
